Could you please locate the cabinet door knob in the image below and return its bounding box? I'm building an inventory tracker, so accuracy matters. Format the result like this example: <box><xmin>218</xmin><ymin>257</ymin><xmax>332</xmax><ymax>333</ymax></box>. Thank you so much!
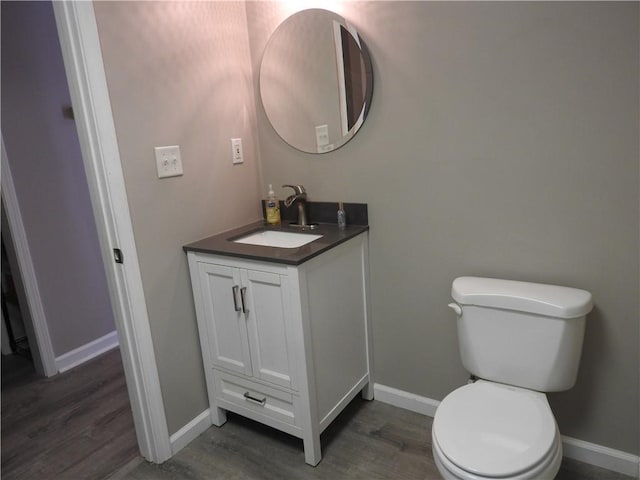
<box><xmin>240</xmin><ymin>287</ymin><xmax>249</xmax><ymax>314</ymax></box>
<box><xmin>232</xmin><ymin>285</ymin><xmax>241</xmax><ymax>312</ymax></box>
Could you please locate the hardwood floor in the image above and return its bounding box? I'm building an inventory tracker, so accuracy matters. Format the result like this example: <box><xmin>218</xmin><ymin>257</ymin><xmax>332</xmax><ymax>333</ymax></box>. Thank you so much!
<box><xmin>119</xmin><ymin>398</ymin><xmax>635</xmax><ymax>480</ymax></box>
<box><xmin>2</xmin><ymin>349</ymin><xmax>634</xmax><ymax>480</ymax></box>
<box><xmin>1</xmin><ymin>353</ymin><xmax>35</xmax><ymax>389</ymax></box>
<box><xmin>1</xmin><ymin>348</ymin><xmax>138</xmax><ymax>480</ymax></box>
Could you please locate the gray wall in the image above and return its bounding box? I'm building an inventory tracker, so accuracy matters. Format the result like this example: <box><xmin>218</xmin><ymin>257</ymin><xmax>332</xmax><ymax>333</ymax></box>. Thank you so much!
<box><xmin>93</xmin><ymin>1</ymin><xmax>262</xmax><ymax>434</ymax></box>
<box><xmin>1</xmin><ymin>1</ymin><xmax>115</xmax><ymax>357</ymax></box>
<box><xmin>247</xmin><ymin>2</ymin><xmax>639</xmax><ymax>455</ymax></box>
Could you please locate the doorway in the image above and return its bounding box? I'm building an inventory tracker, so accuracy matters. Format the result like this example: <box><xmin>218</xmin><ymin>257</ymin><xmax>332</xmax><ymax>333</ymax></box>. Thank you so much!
<box><xmin>2</xmin><ymin>0</ymin><xmax>173</xmax><ymax>464</ymax></box>
<box><xmin>1</xmin><ymin>209</ymin><xmax>35</xmax><ymax>387</ymax></box>
<box><xmin>0</xmin><ymin>2</ymin><xmax>143</xmax><ymax>475</ymax></box>
<box><xmin>1</xmin><ymin>0</ymin><xmax>118</xmax><ymax>376</ymax></box>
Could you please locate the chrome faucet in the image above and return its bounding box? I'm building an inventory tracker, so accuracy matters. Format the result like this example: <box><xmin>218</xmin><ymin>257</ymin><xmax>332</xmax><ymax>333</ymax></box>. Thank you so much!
<box><xmin>282</xmin><ymin>184</ymin><xmax>317</xmax><ymax>229</ymax></box>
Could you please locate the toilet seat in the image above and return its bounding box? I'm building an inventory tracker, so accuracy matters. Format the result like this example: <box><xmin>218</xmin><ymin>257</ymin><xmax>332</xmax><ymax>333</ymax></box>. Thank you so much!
<box><xmin>432</xmin><ymin>433</ymin><xmax>562</xmax><ymax>480</ymax></box>
<box><xmin>433</xmin><ymin>380</ymin><xmax>559</xmax><ymax>478</ymax></box>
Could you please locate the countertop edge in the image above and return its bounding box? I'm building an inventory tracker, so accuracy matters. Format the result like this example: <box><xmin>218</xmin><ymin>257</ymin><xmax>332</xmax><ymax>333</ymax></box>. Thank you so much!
<box><xmin>183</xmin><ymin>221</ymin><xmax>369</xmax><ymax>266</ymax></box>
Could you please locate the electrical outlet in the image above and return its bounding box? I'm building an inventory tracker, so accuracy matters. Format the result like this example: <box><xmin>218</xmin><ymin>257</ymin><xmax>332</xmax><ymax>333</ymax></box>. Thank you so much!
<box><xmin>315</xmin><ymin>124</ymin><xmax>329</xmax><ymax>148</ymax></box>
<box><xmin>154</xmin><ymin>145</ymin><xmax>183</xmax><ymax>178</ymax></box>
<box><xmin>231</xmin><ymin>138</ymin><xmax>243</xmax><ymax>164</ymax></box>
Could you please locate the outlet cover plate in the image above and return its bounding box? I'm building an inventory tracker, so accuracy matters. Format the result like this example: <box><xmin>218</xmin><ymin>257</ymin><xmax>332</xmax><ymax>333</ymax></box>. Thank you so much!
<box><xmin>154</xmin><ymin>145</ymin><xmax>183</xmax><ymax>178</ymax></box>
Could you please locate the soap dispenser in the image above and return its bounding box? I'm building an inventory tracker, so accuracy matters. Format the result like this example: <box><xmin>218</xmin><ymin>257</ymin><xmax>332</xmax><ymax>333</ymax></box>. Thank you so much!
<box><xmin>265</xmin><ymin>184</ymin><xmax>281</xmax><ymax>225</ymax></box>
<box><xmin>337</xmin><ymin>202</ymin><xmax>346</xmax><ymax>230</ymax></box>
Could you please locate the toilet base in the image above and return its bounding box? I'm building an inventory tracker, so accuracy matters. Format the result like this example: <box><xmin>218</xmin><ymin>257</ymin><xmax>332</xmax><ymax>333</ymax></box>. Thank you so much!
<box><xmin>432</xmin><ymin>432</ymin><xmax>563</xmax><ymax>480</ymax></box>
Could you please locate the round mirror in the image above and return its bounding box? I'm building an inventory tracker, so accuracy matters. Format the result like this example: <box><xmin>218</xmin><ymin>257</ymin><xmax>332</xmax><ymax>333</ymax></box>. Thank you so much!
<box><xmin>260</xmin><ymin>9</ymin><xmax>373</xmax><ymax>154</ymax></box>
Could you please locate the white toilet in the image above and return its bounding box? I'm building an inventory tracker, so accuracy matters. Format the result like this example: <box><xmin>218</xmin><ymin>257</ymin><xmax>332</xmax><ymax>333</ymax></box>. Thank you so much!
<box><xmin>432</xmin><ymin>276</ymin><xmax>593</xmax><ymax>480</ymax></box>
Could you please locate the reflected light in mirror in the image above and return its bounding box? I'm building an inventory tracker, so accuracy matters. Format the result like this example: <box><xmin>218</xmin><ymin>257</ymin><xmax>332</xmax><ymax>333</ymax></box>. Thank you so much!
<box><xmin>279</xmin><ymin>0</ymin><xmax>345</xmax><ymax>16</ymax></box>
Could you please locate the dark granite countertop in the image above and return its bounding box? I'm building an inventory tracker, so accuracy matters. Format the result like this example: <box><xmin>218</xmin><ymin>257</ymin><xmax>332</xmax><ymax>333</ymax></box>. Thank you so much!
<box><xmin>183</xmin><ymin>221</ymin><xmax>369</xmax><ymax>266</ymax></box>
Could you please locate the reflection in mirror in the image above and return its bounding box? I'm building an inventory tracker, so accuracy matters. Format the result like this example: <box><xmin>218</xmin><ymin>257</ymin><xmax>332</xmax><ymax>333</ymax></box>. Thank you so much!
<box><xmin>260</xmin><ymin>9</ymin><xmax>373</xmax><ymax>154</ymax></box>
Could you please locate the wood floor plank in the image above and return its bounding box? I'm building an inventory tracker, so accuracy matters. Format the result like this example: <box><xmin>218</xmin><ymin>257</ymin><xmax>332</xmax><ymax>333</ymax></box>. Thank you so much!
<box><xmin>1</xmin><ymin>348</ymin><xmax>138</xmax><ymax>480</ymax></box>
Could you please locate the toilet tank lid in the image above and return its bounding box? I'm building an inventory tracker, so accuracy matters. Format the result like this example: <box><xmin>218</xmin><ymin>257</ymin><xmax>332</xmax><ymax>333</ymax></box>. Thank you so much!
<box><xmin>452</xmin><ymin>277</ymin><xmax>593</xmax><ymax>318</ymax></box>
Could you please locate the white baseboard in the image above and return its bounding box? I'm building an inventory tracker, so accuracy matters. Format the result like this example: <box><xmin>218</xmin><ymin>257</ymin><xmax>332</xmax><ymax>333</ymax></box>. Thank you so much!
<box><xmin>374</xmin><ymin>383</ymin><xmax>639</xmax><ymax>478</ymax></box>
<box><xmin>170</xmin><ymin>409</ymin><xmax>212</xmax><ymax>455</ymax></box>
<box><xmin>374</xmin><ymin>383</ymin><xmax>440</xmax><ymax>417</ymax></box>
<box><xmin>562</xmin><ymin>435</ymin><xmax>639</xmax><ymax>478</ymax></box>
<box><xmin>56</xmin><ymin>330</ymin><xmax>119</xmax><ymax>373</ymax></box>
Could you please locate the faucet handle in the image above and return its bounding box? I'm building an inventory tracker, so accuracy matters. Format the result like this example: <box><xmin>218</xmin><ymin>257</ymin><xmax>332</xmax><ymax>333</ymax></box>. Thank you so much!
<box><xmin>282</xmin><ymin>184</ymin><xmax>306</xmax><ymax>195</ymax></box>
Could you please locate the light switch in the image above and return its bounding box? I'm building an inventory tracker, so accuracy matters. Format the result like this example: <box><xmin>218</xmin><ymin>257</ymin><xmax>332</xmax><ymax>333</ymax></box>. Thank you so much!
<box><xmin>154</xmin><ymin>145</ymin><xmax>183</xmax><ymax>178</ymax></box>
<box><xmin>231</xmin><ymin>138</ymin><xmax>243</xmax><ymax>164</ymax></box>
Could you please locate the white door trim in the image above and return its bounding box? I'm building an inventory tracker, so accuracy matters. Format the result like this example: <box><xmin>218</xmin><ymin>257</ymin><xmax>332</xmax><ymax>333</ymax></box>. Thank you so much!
<box><xmin>1</xmin><ymin>135</ymin><xmax>58</xmax><ymax>377</ymax></box>
<box><xmin>52</xmin><ymin>1</ymin><xmax>172</xmax><ymax>463</ymax></box>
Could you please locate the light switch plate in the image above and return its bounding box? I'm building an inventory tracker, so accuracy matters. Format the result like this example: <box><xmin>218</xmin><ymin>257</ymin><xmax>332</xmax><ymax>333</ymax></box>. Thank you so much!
<box><xmin>154</xmin><ymin>145</ymin><xmax>183</xmax><ymax>178</ymax></box>
<box><xmin>231</xmin><ymin>138</ymin><xmax>243</xmax><ymax>164</ymax></box>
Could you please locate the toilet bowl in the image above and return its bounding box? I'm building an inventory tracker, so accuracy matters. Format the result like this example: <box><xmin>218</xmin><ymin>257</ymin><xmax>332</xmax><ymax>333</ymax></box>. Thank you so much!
<box><xmin>431</xmin><ymin>277</ymin><xmax>593</xmax><ymax>480</ymax></box>
<box><xmin>432</xmin><ymin>381</ymin><xmax>562</xmax><ymax>480</ymax></box>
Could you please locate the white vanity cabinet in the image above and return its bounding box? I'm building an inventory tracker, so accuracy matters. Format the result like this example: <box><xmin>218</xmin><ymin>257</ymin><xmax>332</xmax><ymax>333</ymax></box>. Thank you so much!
<box><xmin>186</xmin><ymin>232</ymin><xmax>373</xmax><ymax>466</ymax></box>
<box><xmin>196</xmin><ymin>263</ymin><xmax>296</xmax><ymax>390</ymax></box>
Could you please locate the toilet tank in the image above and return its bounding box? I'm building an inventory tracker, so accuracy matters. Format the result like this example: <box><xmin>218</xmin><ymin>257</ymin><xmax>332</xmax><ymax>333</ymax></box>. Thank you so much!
<box><xmin>450</xmin><ymin>277</ymin><xmax>593</xmax><ymax>392</ymax></box>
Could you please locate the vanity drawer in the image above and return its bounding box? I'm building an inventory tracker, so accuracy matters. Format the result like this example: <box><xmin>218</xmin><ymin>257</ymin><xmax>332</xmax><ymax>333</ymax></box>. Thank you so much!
<box><xmin>213</xmin><ymin>370</ymin><xmax>298</xmax><ymax>427</ymax></box>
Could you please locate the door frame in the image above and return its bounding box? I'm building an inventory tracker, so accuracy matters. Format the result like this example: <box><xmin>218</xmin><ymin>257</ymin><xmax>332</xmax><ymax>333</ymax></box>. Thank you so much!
<box><xmin>1</xmin><ymin>135</ymin><xmax>58</xmax><ymax>377</ymax></box>
<box><xmin>52</xmin><ymin>1</ymin><xmax>172</xmax><ymax>463</ymax></box>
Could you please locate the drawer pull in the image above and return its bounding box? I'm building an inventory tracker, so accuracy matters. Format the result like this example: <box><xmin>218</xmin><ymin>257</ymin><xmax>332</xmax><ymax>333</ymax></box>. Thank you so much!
<box><xmin>243</xmin><ymin>391</ymin><xmax>266</xmax><ymax>406</ymax></box>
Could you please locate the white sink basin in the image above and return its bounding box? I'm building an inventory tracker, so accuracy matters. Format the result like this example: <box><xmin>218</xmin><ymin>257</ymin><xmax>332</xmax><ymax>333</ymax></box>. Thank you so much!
<box><xmin>232</xmin><ymin>230</ymin><xmax>322</xmax><ymax>248</ymax></box>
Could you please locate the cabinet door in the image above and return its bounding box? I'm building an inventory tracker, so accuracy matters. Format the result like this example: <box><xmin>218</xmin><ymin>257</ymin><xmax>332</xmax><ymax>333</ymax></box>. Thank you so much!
<box><xmin>198</xmin><ymin>263</ymin><xmax>252</xmax><ymax>376</ymax></box>
<box><xmin>242</xmin><ymin>269</ymin><xmax>296</xmax><ymax>390</ymax></box>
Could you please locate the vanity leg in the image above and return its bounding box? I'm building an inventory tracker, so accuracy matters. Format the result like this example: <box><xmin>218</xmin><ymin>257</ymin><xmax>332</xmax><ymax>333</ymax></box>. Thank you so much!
<box><xmin>361</xmin><ymin>381</ymin><xmax>374</xmax><ymax>401</ymax></box>
<box><xmin>303</xmin><ymin>431</ymin><xmax>322</xmax><ymax>466</ymax></box>
<box><xmin>211</xmin><ymin>406</ymin><xmax>227</xmax><ymax>426</ymax></box>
